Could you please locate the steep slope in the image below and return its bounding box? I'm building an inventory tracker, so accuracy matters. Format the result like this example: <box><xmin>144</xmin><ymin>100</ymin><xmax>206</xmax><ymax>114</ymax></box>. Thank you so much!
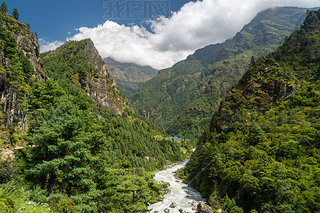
<box><xmin>0</xmin><ymin>6</ymin><xmax>189</xmax><ymax>212</ymax></box>
<box><xmin>182</xmin><ymin>10</ymin><xmax>320</xmax><ymax>212</ymax></box>
<box><xmin>132</xmin><ymin>7</ymin><xmax>308</xmax><ymax>140</ymax></box>
<box><xmin>104</xmin><ymin>57</ymin><xmax>158</xmax><ymax>98</ymax></box>
<box><xmin>0</xmin><ymin>10</ymin><xmax>45</xmax><ymax>146</ymax></box>
<box><xmin>41</xmin><ymin>39</ymin><xmax>129</xmax><ymax>114</ymax></box>
<box><xmin>28</xmin><ymin>38</ymin><xmax>189</xmax><ymax>212</ymax></box>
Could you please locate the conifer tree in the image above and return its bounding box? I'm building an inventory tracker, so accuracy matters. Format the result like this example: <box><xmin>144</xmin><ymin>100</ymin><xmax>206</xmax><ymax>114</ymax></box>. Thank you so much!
<box><xmin>0</xmin><ymin>1</ymin><xmax>7</xmax><ymax>13</ymax></box>
<box><xmin>12</xmin><ymin>7</ymin><xmax>18</xmax><ymax>20</ymax></box>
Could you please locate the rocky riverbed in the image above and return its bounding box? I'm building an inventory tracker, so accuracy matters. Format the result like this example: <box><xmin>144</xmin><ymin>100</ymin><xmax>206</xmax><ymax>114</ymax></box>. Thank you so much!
<box><xmin>148</xmin><ymin>161</ymin><xmax>208</xmax><ymax>213</ymax></box>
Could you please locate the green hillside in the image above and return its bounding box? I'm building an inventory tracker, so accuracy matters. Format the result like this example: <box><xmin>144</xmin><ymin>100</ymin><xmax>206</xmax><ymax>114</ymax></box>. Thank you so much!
<box><xmin>104</xmin><ymin>57</ymin><xmax>158</xmax><ymax>98</ymax></box>
<box><xmin>181</xmin><ymin>9</ymin><xmax>320</xmax><ymax>213</ymax></box>
<box><xmin>132</xmin><ymin>7</ymin><xmax>309</xmax><ymax>140</ymax></box>
<box><xmin>0</xmin><ymin>6</ymin><xmax>190</xmax><ymax>212</ymax></box>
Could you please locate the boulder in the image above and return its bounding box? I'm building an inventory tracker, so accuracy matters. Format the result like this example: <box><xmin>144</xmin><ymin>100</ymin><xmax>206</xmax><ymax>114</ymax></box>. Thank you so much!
<box><xmin>197</xmin><ymin>202</ymin><xmax>213</xmax><ymax>213</ymax></box>
<box><xmin>179</xmin><ymin>208</ymin><xmax>188</xmax><ymax>213</ymax></box>
<box><xmin>169</xmin><ymin>202</ymin><xmax>177</xmax><ymax>208</ymax></box>
<box><xmin>164</xmin><ymin>208</ymin><xmax>170</xmax><ymax>213</ymax></box>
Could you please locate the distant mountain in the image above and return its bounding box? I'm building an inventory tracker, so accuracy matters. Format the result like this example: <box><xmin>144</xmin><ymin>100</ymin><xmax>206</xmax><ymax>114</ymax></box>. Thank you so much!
<box><xmin>104</xmin><ymin>57</ymin><xmax>158</xmax><ymax>98</ymax></box>
<box><xmin>131</xmin><ymin>7</ymin><xmax>309</xmax><ymax>140</ymax></box>
<box><xmin>183</xmin><ymin>9</ymin><xmax>320</xmax><ymax>212</ymax></box>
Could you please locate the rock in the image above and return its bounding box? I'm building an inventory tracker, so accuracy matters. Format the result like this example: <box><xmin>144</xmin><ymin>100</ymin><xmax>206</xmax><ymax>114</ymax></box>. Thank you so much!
<box><xmin>304</xmin><ymin>10</ymin><xmax>320</xmax><ymax>30</ymax></box>
<box><xmin>169</xmin><ymin>202</ymin><xmax>177</xmax><ymax>208</ymax></box>
<box><xmin>197</xmin><ymin>202</ymin><xmax>213</xmax><ymax>213</ymax></box>
<box><xmin>153</xmin><ymin>211</ymin><xmax>159</xmax><ymax>213</ymax></box>
<box><xmin>0</xmin><ymin>13</ymin><xmax>46</xmax><ymax>132</ymax></box>
<box><xmin>164</xmin><ymin>208</ymin><xmax>170</xmax><ymax>213</ymax></box>
<box><xmin>179</xmin><ymin>208</ymin><xmax>188</xmax><ymax>213</ymax></box>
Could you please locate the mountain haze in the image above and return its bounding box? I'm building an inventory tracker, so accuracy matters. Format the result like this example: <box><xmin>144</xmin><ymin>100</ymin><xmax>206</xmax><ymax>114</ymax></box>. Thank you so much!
<box><xmin>104</xmin><ymin>57</ymin><xmax>158</xmax><ymax>98</ymax></box>
<box><xmin>132</xmin><ymin>7</ymin><xmax>309</xmax><ymax>140</ymax></box>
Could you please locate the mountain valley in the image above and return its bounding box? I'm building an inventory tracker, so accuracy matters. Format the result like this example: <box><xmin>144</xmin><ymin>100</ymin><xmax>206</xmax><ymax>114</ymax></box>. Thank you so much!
<box><xmin>0</xmin><ymin>2</ymin><xmax>319</xmax><ymax>213</ymax></box>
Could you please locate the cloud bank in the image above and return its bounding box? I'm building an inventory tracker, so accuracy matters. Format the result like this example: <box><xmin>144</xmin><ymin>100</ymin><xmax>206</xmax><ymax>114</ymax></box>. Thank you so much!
<box><xmin>39</xmin><ymin>39</ymin><xmax>64</xmax><ymax>53</ymax></box>
<box><xmin>42</xmin><ymin>0</ymin><xmax>320</xmax><ymax>69</ymax></box>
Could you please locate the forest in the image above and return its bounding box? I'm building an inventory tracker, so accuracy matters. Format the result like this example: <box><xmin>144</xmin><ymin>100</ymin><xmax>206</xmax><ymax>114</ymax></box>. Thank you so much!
<box><xmin>1</xmin><ymin>2</ymin><xmax>320</xmax><ymax>213</ymax></box>
<box><xmin>0</xmin><ymin>5</ymin><xmax>191</xmax><ymax>212</ymax></box>
<box><xmin>180</xmin><ymin>9</ymin><xmax>320</xmax><ymax>213</ymax></box>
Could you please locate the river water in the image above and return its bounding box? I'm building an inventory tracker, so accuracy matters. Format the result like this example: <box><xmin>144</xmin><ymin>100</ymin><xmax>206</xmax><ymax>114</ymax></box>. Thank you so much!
<box><xmin>148</xmin><ymin>161</ymin><xmax>206</xmax><ymax>213</ymax></box>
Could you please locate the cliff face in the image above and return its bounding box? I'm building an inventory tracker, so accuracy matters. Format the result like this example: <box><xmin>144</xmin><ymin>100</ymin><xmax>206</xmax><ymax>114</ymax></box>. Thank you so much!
<box><xmin>0</xmin><ymin>12</ymin><xmax>45</xmax><ymax>80</ymax></box>
<box><xmin>77</xmin><ymin>39</ymin><xmax>126</xmax><ymax>114</ymax></box>
<box><xmin>0</xmin><ymin>12</ymin><xmax>45</xmax><ymax>133</ymax></box>
<box><xmin>41</xmin><ymin>39</ymin><xmax>130</xmax><ymax>115</ymax></box>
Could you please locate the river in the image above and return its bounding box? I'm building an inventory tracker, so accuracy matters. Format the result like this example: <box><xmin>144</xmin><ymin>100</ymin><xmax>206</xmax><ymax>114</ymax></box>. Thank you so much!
<box><xmin>148</xmin><ymin>160</ymin><xmax>207</xmax><ymax>213</ymax></box>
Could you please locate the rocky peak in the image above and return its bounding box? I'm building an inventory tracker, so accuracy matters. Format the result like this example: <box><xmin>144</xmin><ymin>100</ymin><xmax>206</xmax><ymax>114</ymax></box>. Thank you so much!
<box><xmin>42</xmin><ymin>39</ymin><xmax>130</xmax><ymax>115</ymax></box>
<box><xmin>82</xmin><ymin>38</ymin><xmax>109</xmax><ymax>77</ymax></box>
<box><xmin>0</xmin><ymin>12</ymin><xmax>46</xmax><ymax>80</ymax></box>
<box><xmin>0</xmin><ymin>11</ymin><xmax>48</xmax><ymax>135</ymax></box>
<box><xmin>303</xmin><ymin>10</ymin><xmax>320</xmax><ymax>30</ymax></box>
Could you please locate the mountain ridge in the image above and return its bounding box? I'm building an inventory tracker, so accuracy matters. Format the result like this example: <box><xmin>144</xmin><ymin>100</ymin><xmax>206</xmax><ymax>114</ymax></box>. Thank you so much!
<box><xmin>132</xmin><ymin>7</ymin><xmax>310</xmax><ymax>140</ymax></box>
<box><xmin>42</xmin><ymin>38</ymin><xmax>131</xmax><ymax>114</ymax></box>
<box><xmin>104</xmin><ymin>57</ymin><xmax>158</xmax><ymax>98</ymax></box>
<box><xmin>182</xmin><ymin>9</ymin><xmax>320</xmax><ymax>212</ymax></box>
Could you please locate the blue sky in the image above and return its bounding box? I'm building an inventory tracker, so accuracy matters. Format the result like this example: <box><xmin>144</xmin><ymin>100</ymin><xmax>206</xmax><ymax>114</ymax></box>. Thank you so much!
<box><xmin>6</xmin><ymin>0</ymin><xmax>193</xmax><ymax>41</ymax></box>
<box><xmin>5</xmin><ymin>0</ymin><xmax>320</xmax><ymax>69</ymax></box>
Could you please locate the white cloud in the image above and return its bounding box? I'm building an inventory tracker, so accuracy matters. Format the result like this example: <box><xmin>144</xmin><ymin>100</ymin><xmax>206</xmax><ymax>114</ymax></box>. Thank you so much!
<box><xmin>66</xmin><ymin>0</ymin><xmax>320</xmax><ymax>69</ymax></box>
<box><xmin>39</xmin><ymin>39</ymin><xmax>64</xmax><ymax>53</ymax></box>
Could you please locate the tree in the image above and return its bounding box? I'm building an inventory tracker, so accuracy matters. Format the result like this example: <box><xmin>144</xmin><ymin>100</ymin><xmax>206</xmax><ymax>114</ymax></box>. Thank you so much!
<box><xmin>0</xmin><ymin>1</ymin><xmax>7</xmax><ymax>13</ymax></box>
<box><xmin>12</xmin><ymin>7</ymin><xmax>18</xmax><ymax>20</ymax></box>
<box><xmin>23</xmin><ymin>101</ymin><xmax>98</xmax><ymax>195</ymax></box>
<box><xmin>249</xmin><ymin>56</ymin><xmax>255</xmax><ymax>67</ymax></box>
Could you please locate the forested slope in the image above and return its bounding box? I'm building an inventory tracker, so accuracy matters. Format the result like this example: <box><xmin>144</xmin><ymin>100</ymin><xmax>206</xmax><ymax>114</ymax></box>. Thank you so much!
<box><xmin>181</xmin><ymin>9</ymin><xmax>320</xmax><ymax>213</ymax></box>
<box><xmin>132</xmin><ymin>7</ymin><xmax>309</xmax><ymax>140</ymax></box>
<box><xmin>0</xmin><ymin>5</ymin><xmax>189</xmax><ymax>212</ymax></box>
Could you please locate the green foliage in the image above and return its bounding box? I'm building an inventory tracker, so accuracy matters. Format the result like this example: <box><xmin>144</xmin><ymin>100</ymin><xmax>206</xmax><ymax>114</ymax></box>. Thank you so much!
<box><xmin>0</xmin><ymin>10</ymin><xmax>186</xmax><ymax>212</ymax></box>
<box><xmin>0</xmin><ymin>13</ymin><xmax>35</xmax><ymax>146</ymax></box>
<box><xmin>41</xmin><ymin>39</ymin><xmax>130</xmax><ymax>113</ymax></box>
<box><xmin>0</xmin><ymin>187</ymin><xmax>15</xmax><ymax>212</ymax></box>
<box><xmin>0</xmin><ymin>19</ymin><xmax>33</xmax><ymax>95</ymax></box>
<box><xmin>8</xmin><ymin>37</ymin><xmax>188</xmax><ymax>212</ymax></box>
<box><xmin>0</xmin><ymin>158</ymin><xmax>17</xmax><ymax>184</ymax></box>
<box><xmin>0</xmin><ymin>183</ymin><xmax>53</xmax><ymax>212</ymax></box>
<box><xmin>184</xmin><ymin>10</ymin><xmax>320</xmax><ymax>212</ymax></box>
<box><xmin>12</xmin><ymin>7</ymin><xmax>18</xmax><ymax>20</ymax></box>
<box><xmin>57</xmin><ymin>197</ymin><xmax>77</xmax><ymax>213</ymax></box>
<box><xmin>0</xmin><ymin>1</ymin><xmax>7</xmax><ymax>13</ymax></box>
<box><xmin>132</xmin><ymin>7</ymin><xmax>308</xmax><ymax>141</ymax></box>
<box><xmin>0</xmin><ymin>21</ymin><xmax>17</xmax><ymax>58</ymax></box>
